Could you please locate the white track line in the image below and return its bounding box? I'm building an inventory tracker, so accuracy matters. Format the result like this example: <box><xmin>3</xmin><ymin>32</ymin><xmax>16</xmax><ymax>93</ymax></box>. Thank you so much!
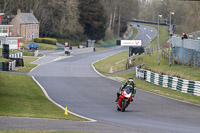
<box><xmin>32</xmin><ymin>76</ymin><xmax>97</xmax><ymax>122</ymax></box>
<box><xmin>29</xmin><ymin>52</ymin><xmax>97</xmax><ymax>122</ymax></box>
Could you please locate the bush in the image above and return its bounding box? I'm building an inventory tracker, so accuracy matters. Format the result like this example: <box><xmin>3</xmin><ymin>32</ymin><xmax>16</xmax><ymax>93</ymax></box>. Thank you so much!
<box><xmin>34</xmin><ymin>38</ymin><xmax>43</xmax><ymax>43</ymax></box>
<box><xmin>34</xmin><ymin>38</ymin><xmax>57</xmax><ymax>45</ymax></box>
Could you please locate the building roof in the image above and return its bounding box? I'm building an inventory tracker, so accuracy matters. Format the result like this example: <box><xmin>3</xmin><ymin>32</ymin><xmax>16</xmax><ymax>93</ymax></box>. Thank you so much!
<box><xmin>0</xmin><ymin>25</ymin><xmax>13</xmax><ymax>28</ymax></box>
<box><xmin>20</xmin><ymin>13</ymin><xmax>39</xmax><ymax>24</ymax></box>
<box><xmin>0</xmin><ymin>13</ymin><xmax>4</xmax><ymax>16</ymax></box>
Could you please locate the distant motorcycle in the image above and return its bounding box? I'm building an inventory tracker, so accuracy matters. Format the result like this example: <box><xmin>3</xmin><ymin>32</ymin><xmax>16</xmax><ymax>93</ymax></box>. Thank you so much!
<box><xmin>117</xmin><ymin>86</ymin><xmax>133</xmax><ymax>112</ymax></box>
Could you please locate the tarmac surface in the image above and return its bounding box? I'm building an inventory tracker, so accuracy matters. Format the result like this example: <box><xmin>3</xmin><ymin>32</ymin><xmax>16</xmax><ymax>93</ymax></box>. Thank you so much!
<box><xmin>1</xmin><ymin>24</ymin><xmax>200</xmax><ymax>133</ymax></box>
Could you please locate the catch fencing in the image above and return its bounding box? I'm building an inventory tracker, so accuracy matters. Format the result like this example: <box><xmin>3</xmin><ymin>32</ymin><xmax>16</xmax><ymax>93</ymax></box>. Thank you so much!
<box><xmin>172</xmin><ymin>37</ymin><xmax>200</xmax><ymax>66</ymax></box>
<box><xmin>136</xmin><ymin>67</ymin><xmax>200</xmax><ymax>96</ymax></box>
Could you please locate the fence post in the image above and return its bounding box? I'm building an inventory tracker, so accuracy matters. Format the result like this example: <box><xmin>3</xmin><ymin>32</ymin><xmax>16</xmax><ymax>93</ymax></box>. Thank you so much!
<box><xmin>188</xmin><ymin>55</ymin><xmax>189</xmax><ymax>66</ymax></box>
<box><xmin>173</xmin><ymin>53</ymin><xmax>175</xmax><ymax>65</ymax></box>
<box><xmin>182</xmin><ymin>53</ymin><xmax>184</xmax><ymax>66</ymax></box>
<box><xmin>178</xmin><ymin>54</ymin><xmax>179</xmax><ymax>65</ymax></box>
<box><xmin>194</xmin><ymin>55</ymin><xmax>195</xmax><ymax>68</ymax></box>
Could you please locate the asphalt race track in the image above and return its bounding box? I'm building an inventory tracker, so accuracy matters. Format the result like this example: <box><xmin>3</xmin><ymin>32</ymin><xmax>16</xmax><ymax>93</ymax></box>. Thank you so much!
<box><xmin>21</xmin><ymin>25</ymin><xmax>200</xmax><ymax>133</ymax></box>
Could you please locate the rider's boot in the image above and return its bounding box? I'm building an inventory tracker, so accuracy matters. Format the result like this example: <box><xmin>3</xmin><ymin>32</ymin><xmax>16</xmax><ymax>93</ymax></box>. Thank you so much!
<box><xmin>115</xmin><ymin>97</ymin><xmax>119</xmax><ymax>102</ymax></box>
<box><xmin>115</xmin><ymin>92</ymin><xmax>120</xmax><ymax>102</ymax></box>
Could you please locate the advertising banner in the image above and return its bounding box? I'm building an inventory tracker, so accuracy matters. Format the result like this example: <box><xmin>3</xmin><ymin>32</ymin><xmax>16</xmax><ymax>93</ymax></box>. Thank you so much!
<box><xmin>121</xmin><ymin>40</ymin><xmax>142</xmax><ymax>46</ymax></box>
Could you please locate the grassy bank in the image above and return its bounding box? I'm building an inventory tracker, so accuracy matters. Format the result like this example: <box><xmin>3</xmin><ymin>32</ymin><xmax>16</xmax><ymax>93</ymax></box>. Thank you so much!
<box><xmin>0</xmin><ymin>72</ymin><xmax>86</xmax><ymax>121</ymax></box>
<box><xmin>17</xmin><ymin>56</ymin><xmax>38</xmax><ymax>72</ymax></box>
<box><xmin>94</xmin><ymin>52</ymin><xmax>200</xmax><ymax>105</ymax></box>
<box><xmin>94</xmin><ymin>51</ymin><xmax>129</xmax><ymax>74</ymax></box>
<box><xmin>93</xmin><ymin>22</ymin><xmax>200</xmax><ymax>105</ymax></box>
<box><xmin>129</xmin><ymin>27</ymin><xmax>138</xmax><ymax>40</ymax></box>
<box><xmin>0</xmin><ymin>130</ymin><xmax>85</xmax><ymax>133</ymax></box>
<box><xmin>133</xmin><ymin>52</ymin><xmax>200</xmax><ymax>81</ymax></box>
<box><xmin>20</xmin><ymin>41</ymin><xmax>58</xmax><ymax>50</ymax></box>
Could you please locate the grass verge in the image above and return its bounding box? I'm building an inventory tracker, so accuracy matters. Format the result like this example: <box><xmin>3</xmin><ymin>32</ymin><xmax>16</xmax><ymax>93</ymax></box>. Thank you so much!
<box><xmin>93</xmin><ymin>51</ymin><xmax>129</xmax><ymax>74</ymax></box>
<box><xmin>0</xmin><ymin>130</ymin><xmax>86</xmax><ymax>133</ymax></box>
<box><xmin>133</xmin><ymin>52</ymin><xmax>200</xmax><ymax>81</ymax></box>
<box><xmin>0</xmin><ymin>72</ymin><xmax>86</xmax><ymax>121</ymax></box>
<box><xmin>17</xmin><ymin>56</ymin><xmax>38</xmax><ymax>73</ymax></box>
<box><xmin>129</xmin><ymin>27</ymin><xmax>138</xmax><ymax>40</ymax></box>
<box><xmin>20</xmin><ymin>41</ymin><xmax>58</xmax><ymax>50</ymax></box>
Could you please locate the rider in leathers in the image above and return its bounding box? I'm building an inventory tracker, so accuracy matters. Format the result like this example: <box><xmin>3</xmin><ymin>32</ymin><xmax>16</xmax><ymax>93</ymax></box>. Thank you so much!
<box><xmin>116</xmin><ymin>78</ymin><xmax>136</xmax><ymax>102</ymax></box>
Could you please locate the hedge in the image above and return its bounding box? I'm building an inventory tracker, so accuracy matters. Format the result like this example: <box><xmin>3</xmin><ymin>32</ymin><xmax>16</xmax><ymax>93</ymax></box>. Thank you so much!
<box><xmin>34</xmin><ymin>38</ymin><xmax>57</xmax><ymax>45</ymax></box>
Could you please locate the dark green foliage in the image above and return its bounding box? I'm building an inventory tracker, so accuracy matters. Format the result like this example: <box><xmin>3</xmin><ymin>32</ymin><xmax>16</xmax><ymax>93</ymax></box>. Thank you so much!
<box><xmin>79</xmin><ymin>0</ymin><xmax>107</xmax><ymax>40</ymax></box>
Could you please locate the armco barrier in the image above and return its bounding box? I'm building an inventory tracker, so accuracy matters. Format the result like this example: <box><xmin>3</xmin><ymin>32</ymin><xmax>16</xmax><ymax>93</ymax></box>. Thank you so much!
<box><xmin>136</xmin><ymin>67</ymin><xmax>200</xmax><ymax>96</ymax></box>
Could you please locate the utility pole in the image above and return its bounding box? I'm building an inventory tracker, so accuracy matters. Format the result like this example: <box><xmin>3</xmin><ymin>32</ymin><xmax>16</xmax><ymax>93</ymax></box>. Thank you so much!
<box><xmin>157</xmin><ymin>15</ymin><xmax>162</xmax><ymax>65</ymax></box>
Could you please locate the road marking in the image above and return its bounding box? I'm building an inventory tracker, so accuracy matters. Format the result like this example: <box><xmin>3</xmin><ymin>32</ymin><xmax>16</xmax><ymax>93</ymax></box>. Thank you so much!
<box><xmin>53</xmin><ymin>56</ymin><xmax>70</xmax><ymax>62</ymax></box>
<box><xmin>32</xmin><ymin>77</ymin><xmax>97</xmax><ymax>122</ymax></box>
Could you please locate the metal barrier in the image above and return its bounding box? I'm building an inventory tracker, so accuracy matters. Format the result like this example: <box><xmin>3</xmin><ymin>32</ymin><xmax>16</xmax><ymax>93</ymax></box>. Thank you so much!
<box><xmin>136</xmin><ymin>67</ymin><xmax>200</xmax><ymax>96</ymax></box>
<box><xmin>172</xmin><ymin>37</ymin><xmax>200</xmax><ymax>52</ymax></box>
<box><xmin>172</xmin><ymin>37</ymin><xmax>200</xmax><ymax>66</ymax></box>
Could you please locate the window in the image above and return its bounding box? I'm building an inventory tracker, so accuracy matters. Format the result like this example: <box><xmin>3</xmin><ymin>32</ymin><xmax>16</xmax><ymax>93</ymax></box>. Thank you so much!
<box><xmin>3</xmin><ymin>28</ymin><xmax>8</xmax><ymax>33</ymax></box>
<box><xmin>34</xmin><ymin>33</ymin><xmax>38</xmax><ymax>38</ymax></box>
<box><xmin>27</xmin><ymin>25</ymin><xmax>31</xmax><ymax>30</ymax></box>
<box><xmin>35</xmin><ymin>25</ymin><xmax>37</xmax><ymax>29</ymax></box>
<box><xmin>27</xmin><ymin>33</ymin><xmax>30</xmax><ymax>38</ymax></box>
<box><xmin>32</xmin><ymin>24</ymin><xmax>34</xmax><ymax>29</ymax></box>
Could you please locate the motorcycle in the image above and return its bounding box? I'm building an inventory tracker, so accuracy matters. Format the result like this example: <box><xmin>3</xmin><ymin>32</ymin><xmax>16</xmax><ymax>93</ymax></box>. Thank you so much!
<box><xmin>117</xmin><ymin>86</ymin><xmax>134</xmax><ymax>112</ymax></box>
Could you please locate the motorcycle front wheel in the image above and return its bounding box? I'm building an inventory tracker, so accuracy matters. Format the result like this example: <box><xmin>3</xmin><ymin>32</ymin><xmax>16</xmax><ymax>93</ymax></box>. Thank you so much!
<box><xmin>121</xmin><ymin>100</ymin><xmax>128</xmax><ymax>112</ymax></box>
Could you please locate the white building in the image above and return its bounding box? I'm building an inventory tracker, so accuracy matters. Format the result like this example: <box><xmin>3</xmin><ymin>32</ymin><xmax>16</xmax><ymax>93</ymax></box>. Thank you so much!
<box><xmin>0</xmin><ymin>13</ymin><xmax>21</xmax><ymax>49</ymax></box>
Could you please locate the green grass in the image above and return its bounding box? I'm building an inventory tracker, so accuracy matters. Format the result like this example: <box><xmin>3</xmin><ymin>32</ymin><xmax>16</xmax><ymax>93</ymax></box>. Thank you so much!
<box><xmin>129</xmin><ymin>27</ymin><xmax>138</xmax><ymax>40</ymax></box>
<box><xmin>0</xmin><ymin>72</ymin><xmax>86</xmax><ymax>121</ymax></box>
<box><xmin>133</xmin><ymin>52</ymin><xmax>200</xmax><ymax>81</ymax></box>
<box><xmin>94</xmin><ymin>51</ymin><xmax>129</xmax><ymax>74</ymax></box>
<box><xmin>108</xmin><ymin>71</ymin><xmax>200</xmax><ymax>105</ymax></box>
<box><xmin>95</xmin><ymin>48</ymin><xmax>110</xmax><ymax>52</ymax></box>
<box><xmin>57</xmin><ymin>38</ymin><xmax>82</xmax><ymax>46</ymax></box>
<box><xmin>20</xmin><ymin>41</ymin><xmax>58</xmax><ymax>50</ymax></box>
<box><xmin>0</xmin><ymin>130</ymin><xmax>86</xmax><ymax>133</ymax></box>
<box><xmin>17</xmin><ymin>56</ymin><xmax>38</xmax><ymax>72</ymax></box>
<box><xmin>19</xmin><ymin>50</ymin><xmax>34</xmax><ymax>56</ymax></box>
<box><xmin>0</xmin><ymin>58</ymin><xmax>11</xmax><ymax>62</ymax></box>
<box><xmin>97</xmin><ymin>37</ymin><xmax>121</xmax><ymax>45</ymax></box>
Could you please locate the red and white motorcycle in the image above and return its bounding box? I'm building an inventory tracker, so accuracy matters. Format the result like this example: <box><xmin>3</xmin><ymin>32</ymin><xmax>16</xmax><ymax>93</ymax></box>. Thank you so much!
<box><xmin>117</xmin><ymin>86</ymin><xmax>133</xmax><ymax>112</ymax></box>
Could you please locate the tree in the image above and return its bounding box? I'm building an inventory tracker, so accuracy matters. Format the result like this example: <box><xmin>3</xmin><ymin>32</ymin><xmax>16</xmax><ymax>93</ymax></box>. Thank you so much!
<box><xmin>79</xmin><ymin>0</ymin><xmax>107</xmax><ymax>40</ymax></box>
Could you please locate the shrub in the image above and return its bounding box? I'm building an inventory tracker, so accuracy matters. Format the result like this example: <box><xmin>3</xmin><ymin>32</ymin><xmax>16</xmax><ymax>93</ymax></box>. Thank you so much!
<box><xmin>34</xmin><ymin>38</ymin><xmax>43</xmax><ymax>43</ymax></box>
<box><xmin>43</xmin><ymin>38</ymin><xmax>57</xmax><ymax>45</ymax></box>
<box><xmin>34</xmin><ymin>38</ymin><xmax>57</xmax><ymax>45</ymax></box>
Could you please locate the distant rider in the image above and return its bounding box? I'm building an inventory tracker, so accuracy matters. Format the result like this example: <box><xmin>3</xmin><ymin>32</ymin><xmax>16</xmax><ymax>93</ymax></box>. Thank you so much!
<box><xmin>115</xmin><ymin>78</ymin><xmax>136</xmax><ymax>102</ymax></box>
